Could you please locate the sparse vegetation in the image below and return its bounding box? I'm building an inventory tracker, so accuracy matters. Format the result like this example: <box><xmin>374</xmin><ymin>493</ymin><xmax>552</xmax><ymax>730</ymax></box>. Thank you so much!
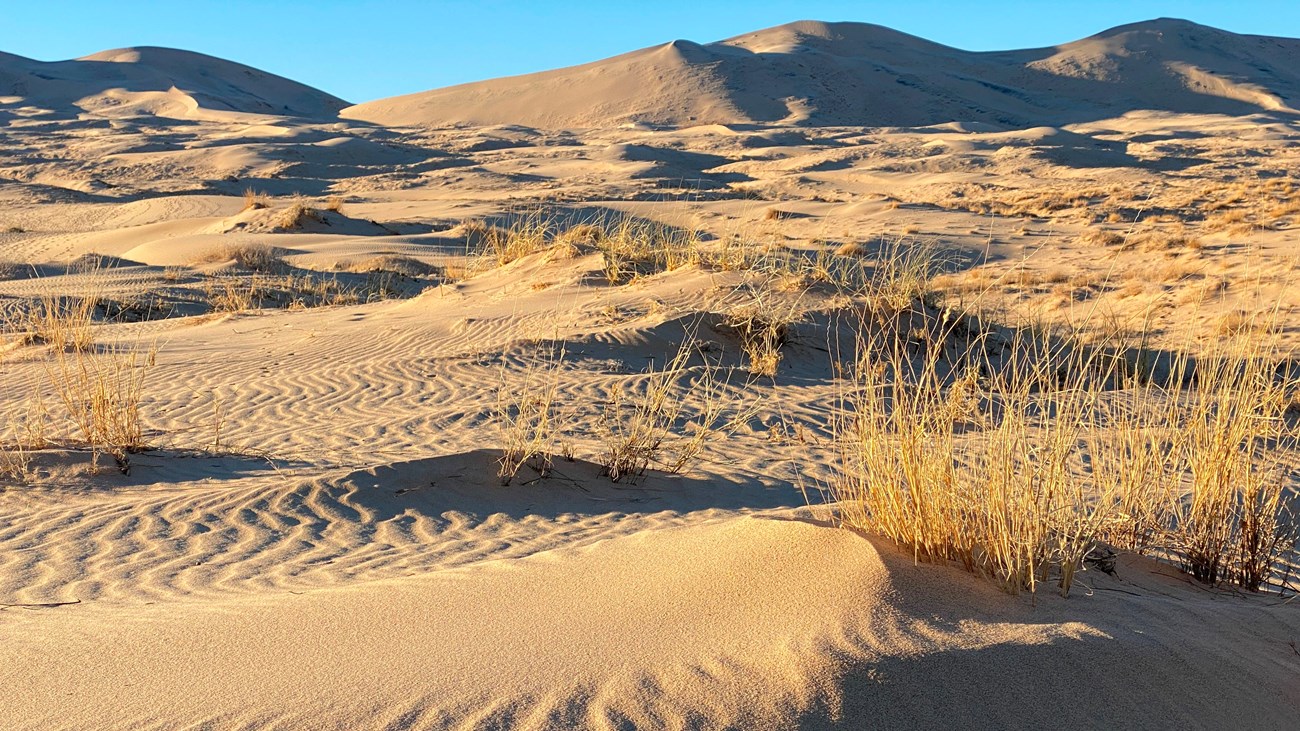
<box><xmin>47</xmin><ymin>341</ymin><xmax>155</xmax><ymax>472</ymax></box>
<box><xmin>829</xmin><ymin>271</ymin><xmax>1299</xmax><ymax>595</ymax></box>
<box><xmin>721</xmin><ymin>282</ymin><xmax>803</xmax><ymax>377</ymax></box>
<box><xmin>596</xmin><ymin>336</ymin><xmax>742</xmax><ymax>482</ymax></box>
<box><xmin>495</xmin><ymin>341</ymin><xmax>567</xmax><ymax>485</ymax></box>
<box><xmin>276</xmin><ymin>200</ymin><xmax>321</xmax><ymax>231</ymax></box>
<box><xmin>196</xmin><ymin>243</ymin><xmax>287</xmax><ymax>272</ymax></box>
<box><xmin>242</xmin><ymin>188</ymin><xmax>270</xmax><ymax>211</ymax></box>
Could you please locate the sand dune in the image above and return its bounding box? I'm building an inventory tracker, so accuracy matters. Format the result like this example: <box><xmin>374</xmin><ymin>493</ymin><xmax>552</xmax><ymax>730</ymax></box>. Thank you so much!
<box><xmin>343</xmin><ymin>18</ymin><xmax>1300</xmax><ymax>129</ymax></box>
<box><xmin>0</xmin><ymin>46</ymin><xmax>347</xmax><ymax>120</ymax></box>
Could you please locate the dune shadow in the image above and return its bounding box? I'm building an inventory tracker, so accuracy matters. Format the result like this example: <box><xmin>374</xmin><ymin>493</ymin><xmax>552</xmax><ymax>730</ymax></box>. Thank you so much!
<box><xmin>751</xmin><ymin>515</ymin><xmax>1300</xmax><ymax>728</ymax></box>
<box><xmin>337</xmin><ymin>449</ymin><xmax>804</xmax><ymax>523</ymax></box>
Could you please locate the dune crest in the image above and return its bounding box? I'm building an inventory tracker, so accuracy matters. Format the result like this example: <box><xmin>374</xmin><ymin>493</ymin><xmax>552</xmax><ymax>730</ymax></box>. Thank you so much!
<box><xmin>343</xmin><ymin>18</ymin><xmax>1300</xmax><ymax>129</ymax></box>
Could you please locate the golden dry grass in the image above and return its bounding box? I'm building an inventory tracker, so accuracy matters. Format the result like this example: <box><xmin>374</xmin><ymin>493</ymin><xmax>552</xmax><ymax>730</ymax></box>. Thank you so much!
<box><xmin>241</xmin><ymin>188</ymin><xmax>270</xmax><ymax>211</ymax></box>
<box><xmin>829</xmin><ymin>282</ymin><xmax>1299</xmax><ymax>595</ymax></box>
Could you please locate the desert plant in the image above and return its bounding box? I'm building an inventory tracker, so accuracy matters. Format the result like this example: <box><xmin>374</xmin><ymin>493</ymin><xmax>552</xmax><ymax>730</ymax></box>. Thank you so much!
<box><xmin>242</xmin><ymin>188</ymin><xmax>270</xmax><ymax>211</ymax></box>
<box><xmin>197</xmin><ymin>244</ymin><xmax>286</xmax><ymax>272</ymax></box>
<box><xmin>276</xmin><ymin>200</ymin><xmax>320</xmax><ymax>230</ymax></box>
<box><xmin>831</xmin><ymin>315</ymin><xmax>1119</xmax><ymax>596</ymax></box>
<box><xmin>495</xmin><ymin>341</ymin><xmax>568</xmax><ymax>485</ymax></box>
<box><xmin>721</xmin><ymin>281</ymin><xmax>805</xmax><ymax>377</ymax></box>
<box><xmin>29</xmin><ymin>295</ymin><xmax>97</xmax><ymax>351</ymax></box>
<box><xmin>597</xmin><ymin>335</ymin><xmax>747</xmax><ymax>482</ymax></box>
<box><xmin>46</xmin><ymin>341</ymin><xmax>155</xmax><ymax>472</ymax></box>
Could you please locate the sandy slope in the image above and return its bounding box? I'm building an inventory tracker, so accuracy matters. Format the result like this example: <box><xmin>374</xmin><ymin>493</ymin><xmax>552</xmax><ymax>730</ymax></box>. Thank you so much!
<box><xmin>2</xmin><ymin>17</ymin><xmax>1300</xmax><ymax>731</ymax></box>
<box><xmin>0</xmin><ymin>46</ymin><xmax>347</xmax><ymax>120</ymax></box>
<box><xmin>343</xmin><ymin>19</ymin><xmax>1300</xmax><ymax>128</ymax></box>
<box><xmin>5</xmin><ymin>508</ymin><xmax>1298</xmax><ymax>730</ymax></box>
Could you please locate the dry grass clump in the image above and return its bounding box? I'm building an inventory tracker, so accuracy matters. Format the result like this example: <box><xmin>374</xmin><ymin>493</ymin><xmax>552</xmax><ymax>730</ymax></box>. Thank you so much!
<box><xmin>203</xmin><ymin>271</ymin><xmax>406</xmax><ymax>313</ymax></box>
<box><xmin>931</xmin><ymin>183</ymin><xmax>1123</xmax><ymax>219</ymax></box>
<box><xmin>196</xmin><ymin>244</ymin><xmax>287</xmax><ymax>273</ymax></box>
<box><xmin>764</xmin><ymin>207</ymin><xmax>797</xmax><ymax>221</ymax></box>
<box><xmin>596</xmin><ymin>218</ymin><xmax>703</xmax><ymax>284</ymax></box>
<box><xmin>48</xmin><ymin>342</ymin><xmax>155</xmax><ymax>472</ymax></box>
<box><xmin>833</xmin><ymin>320</ymin><xmax>1106</xmax><ymax>596</ymax></box>
<box><xmin>19</xmin><ymin>295</ymin><xmax>98</xmax><ymax>351</ymax></box>
<box><xmin>469</xmin><ymin>212</ymin><xmax>705</xmax><ymax>282</ymax></box>
<box><xmin>597</xmin><ymin>337</ymin><xmax>744</xmax><ymax>482</ymax></box>
<box><xmin>1080</xmin><ymin>229</ymin><xmax>1125</xmax><ymax>247</ymax></box>
<box><xmin>496</xmin><ymin>341</ymin><xmax>567</xmax><ymax>485</ymax></box>
<box><xmin>337</xmin><ymin>254</ymin><xmax>441</xmax><ymax>279</ymax></box>
<box><xmin>1092</xmin><ymin>337</ymin><xmax>1299</xmax><ymax>590</ymax></box>
<box><xmin>470</xmin><ymin>216</ymin><xmax>557</xmax><ymax>266</ymax></box>
<box><xmin>720</xmin><ymin>283</ymin><xmax>804</xmax><ymax>377</ymax></box>
<box><xmin>275</xmin><ymin>200</ymin><xmax>321</xmax><ymax>231</ymax></box>
<box><xmin>0</xmin><ymin>269</ymin><xmax>156</xmax><ymax>475</ymax></box>
<box><xmin>830</xmin><ymin>301</ymin><xmax>1300</xmax><ymax>595</ymax></box>
<box><xmin>324</xmin><ymin>196</ymin><xmax>346</xmax><ymax>213</ymax></box>
<box><xmin>242</xmin><ymin>188</ymin><xmax>270</xmax><ymax>211</ymax></box>
<box><xmin>491</xmin><ymin>331</ymin><xmax>751</xmax><ymax>485</ymax></box>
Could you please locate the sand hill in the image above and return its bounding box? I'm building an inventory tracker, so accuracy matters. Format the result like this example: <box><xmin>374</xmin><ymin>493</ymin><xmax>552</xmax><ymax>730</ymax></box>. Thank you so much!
<box><xmin>0</xmin><ymin>46</ymin><xmax>348</xmax><ymax>120</ymax></box>
<box><xmin>343</xmin><ymin>18</ymin><xmax>1300</xmax><ymax>128</ymax></box>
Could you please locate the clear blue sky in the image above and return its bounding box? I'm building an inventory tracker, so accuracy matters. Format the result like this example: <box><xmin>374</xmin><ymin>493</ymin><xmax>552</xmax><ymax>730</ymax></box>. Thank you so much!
<box><xmin>7</xmin><ymin>1</ymin><xmax>1300</xmax><ymax>103</ymax></box>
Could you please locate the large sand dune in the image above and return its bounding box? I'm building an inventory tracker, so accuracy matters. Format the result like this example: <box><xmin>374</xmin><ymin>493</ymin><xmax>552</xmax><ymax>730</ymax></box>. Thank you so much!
<box><xmin>0</xmin><ymin>46</ymin><xmax>348</xmax><ymax>120</ymax></box>
<box><xmin>343</xmin><ymin>18</ymin><xmax>1300</xmax><ymax>128</ymax></box>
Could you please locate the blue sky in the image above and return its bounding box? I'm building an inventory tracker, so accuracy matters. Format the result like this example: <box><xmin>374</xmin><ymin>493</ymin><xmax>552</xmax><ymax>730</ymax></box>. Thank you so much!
<box><xmin>7</xmin><ymin>1</ymin><xmax>1300</xmax><ymax>103</ymax></box>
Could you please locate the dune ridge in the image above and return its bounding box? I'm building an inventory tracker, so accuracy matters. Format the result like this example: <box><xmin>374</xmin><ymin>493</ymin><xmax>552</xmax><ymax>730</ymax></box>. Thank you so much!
<box><xmin>343</xmin><ymin>18</ymin><xmax>1300</xmax><ymax>128</ymax></box>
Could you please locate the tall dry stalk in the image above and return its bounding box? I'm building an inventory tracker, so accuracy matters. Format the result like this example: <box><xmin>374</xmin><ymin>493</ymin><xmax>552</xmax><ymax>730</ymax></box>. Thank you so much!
<box><xmin>598</xmin><ymin>334</ymin><xmax>749</xmax><ymax>482</ymax></box>
<box><xmin>832</xmin><ymin>296</ymin><xmax>1299</xmax><ymax>595</ymax></box>
<box><xmin>495</xmin><ymin>340</ymin><xmax>568</xmax><ymax>485</ymax></box>
<box><xmin>47</xmin><ymin>342</ymin><xmax>155</xmax><ymax>471</ymax></box>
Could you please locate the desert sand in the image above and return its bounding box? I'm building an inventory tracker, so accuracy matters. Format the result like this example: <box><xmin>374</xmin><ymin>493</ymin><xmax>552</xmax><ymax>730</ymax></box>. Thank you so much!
<box><xmin>2</xmin><ymin>17</ymin><xmax>1299</xmax><ymax>730</ymax></box>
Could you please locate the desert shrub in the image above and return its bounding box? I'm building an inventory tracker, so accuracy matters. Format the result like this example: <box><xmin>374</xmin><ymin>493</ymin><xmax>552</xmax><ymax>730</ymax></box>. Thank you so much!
<box><xmin>720</xmin><ymin>282</ymin><xmax>805</xmax><ymax>377</ymax></box>
<box><xmin>495</xmin><ymin>342</ymin><xmax>567</xmax><ymax>485</ymax></box>
<box><xmin>196</xmin><ymin>244</ymin><xmax>287</xmax><ymax>273</ymax></box>
<box><xmin>242</xmin><ymin>188</ymin><xmax>270</xmax><ymax>211</ymax></box>
<box><xmin>275</xmin><ymin>200</ymin><xmax>320</xmax><ymax>230</ymax></box>
<box><xmin>831</xmin><ymin>302</ymin><xmax>1299</xmax><ymax>595</ymax></box>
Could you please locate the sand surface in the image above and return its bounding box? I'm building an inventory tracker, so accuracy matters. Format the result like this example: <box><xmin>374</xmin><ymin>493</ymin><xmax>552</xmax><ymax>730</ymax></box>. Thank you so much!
<box><xmin>3</xmin><ymin>17</ymin><xmax>1300</xmax><ymax>730</ymax></box>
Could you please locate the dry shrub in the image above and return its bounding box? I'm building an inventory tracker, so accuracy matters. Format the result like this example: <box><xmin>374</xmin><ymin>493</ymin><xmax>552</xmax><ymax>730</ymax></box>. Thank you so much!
<box><xmin>471</xmin><ymin>216</ymin><xmax>555</xmax><ymax>266</ymax></box>
<box><xmin>0</xmin><ymin>398</ymin><xmax>48</xmax><ymax>482</ymax></box>
<box><xmin>721</xmin><ymin>282</ymin><xmax>804</xmax><ymax>378</ymax></box>
<box><xmin>196</xmin><ymin>244</ymin><xmax>287</xmax><ymax>273</ymax></box>
<box><xmin>242</xmin><ymin>189</ymin><xmax>270</xmax><ymax>211</ymax></box>
<box><xmin>276</xmin><ymin>200</ymin><xmax>320</xmax><ymax>230</ymax></box>
<box><xmin>833</xmin><ymin>320</ymin><xmax>1107</xmax><ymax>596</ymax></box>
<box><xmin>324</xmin><ymin>196</ymin><xmax>346</xmax><ymax>213</ymax></box>
<box><xmin>496</xmin><ymin>341</ymin><xmax>567</xmax><ymax>485</ymax></box>
<box><xmin>339</xmin><ymin>255</ymin><xmax>440</xmax><ymax>278</ymax></box>
<box><xmin>23</xmin><ymin>295</ymin><xmax>97</xmax><ymax>351</ymax></box>
<box><xmin>1094</xmin><ymin>337</ymin><xmax>1299</xmax><ymax>590</ymax></box>
<box><xmin>470</xmin><ymin>212</ymin><xmax>702</xmax><ymax>282</ymax></box>
<box><xmin>48</xmin><ymin>342</ymin><xmax>154</xmax><ymax>471</ymax></box>
<box><xmin>597</xmin><ymin>337</ymin><xmax>742</xmax><ymax>482</ymax></box>
<box><xmin>491</xmin><ymin>330</ymin><xmax>751</xmax><ymax>485</ymax></box>
<box><xmin>596</xmin><ymin>218</ymin><xmax>702</xmax><ymax>284</ymax></box>
<box><xmin>1079</xmin><ymin>229</ymin><xmax>1125</xmax><ymax>247</ymax></box>
<box><xmin>830</xmin><ymin>303</ymin><xmax>1300</xmax><ymax>595</ymax></box>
